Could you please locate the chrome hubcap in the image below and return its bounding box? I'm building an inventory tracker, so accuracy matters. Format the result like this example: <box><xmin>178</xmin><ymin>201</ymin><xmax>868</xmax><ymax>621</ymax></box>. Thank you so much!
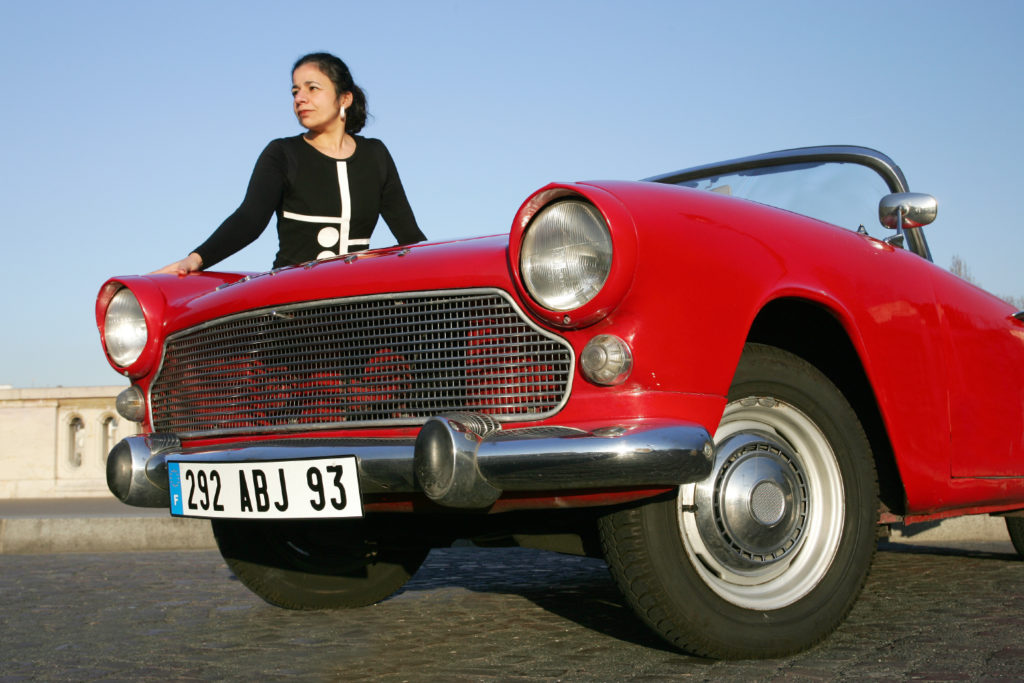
<box><xmin>694</xmin><ymin>432</ymin><xmax>809</xmax><ymax>572</ymax></box>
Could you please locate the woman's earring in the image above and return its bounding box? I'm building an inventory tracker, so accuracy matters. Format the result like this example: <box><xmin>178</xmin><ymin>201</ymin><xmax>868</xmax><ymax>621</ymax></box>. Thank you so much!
<box><xmin>340</xmin><ymin>106</ymin><xmax>346</xmax><ymax>120</ymax></box>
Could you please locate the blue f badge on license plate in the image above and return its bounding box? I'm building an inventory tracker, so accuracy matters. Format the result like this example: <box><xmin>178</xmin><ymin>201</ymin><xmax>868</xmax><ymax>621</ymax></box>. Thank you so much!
<box><xmin>168</xmin><ymin>456</ymin><xmax>363</xmax><ymax>520</ymax></box>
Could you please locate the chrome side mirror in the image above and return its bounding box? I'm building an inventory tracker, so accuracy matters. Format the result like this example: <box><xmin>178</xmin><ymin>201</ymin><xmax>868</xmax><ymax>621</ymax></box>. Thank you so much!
<box><xmin>879</xmin><ymin>193</ymin><xmax>938</xmax><ymax>231</ymax></box>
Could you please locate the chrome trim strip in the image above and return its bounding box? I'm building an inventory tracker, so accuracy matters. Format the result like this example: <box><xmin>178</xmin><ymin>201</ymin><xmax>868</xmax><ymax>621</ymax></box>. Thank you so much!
<box><xmin>646</xmin><ymin>145</ymin><xmax>910</xmax><ymax>193</ymax></box>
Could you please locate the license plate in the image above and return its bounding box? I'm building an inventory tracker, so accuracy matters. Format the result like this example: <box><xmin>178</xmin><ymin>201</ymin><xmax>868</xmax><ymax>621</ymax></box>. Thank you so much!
<box><xmin>167</xmin><ymin>456</ymin><xmax>363</xmax><ymax>520</ymax></box>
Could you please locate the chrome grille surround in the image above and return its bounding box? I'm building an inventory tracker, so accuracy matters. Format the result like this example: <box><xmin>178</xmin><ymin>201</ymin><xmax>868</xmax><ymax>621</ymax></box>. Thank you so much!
<box><xmin>149</xmin><ymin>289</ymin><xmax>574</xmax><ymax>438</ymax></box>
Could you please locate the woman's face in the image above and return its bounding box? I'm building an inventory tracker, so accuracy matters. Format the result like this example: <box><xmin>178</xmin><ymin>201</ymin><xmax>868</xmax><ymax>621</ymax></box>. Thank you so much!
<box><xmin>291</xmin><ymin>63</ymin><xmax>352</xmax><ymax>132</ymax></box>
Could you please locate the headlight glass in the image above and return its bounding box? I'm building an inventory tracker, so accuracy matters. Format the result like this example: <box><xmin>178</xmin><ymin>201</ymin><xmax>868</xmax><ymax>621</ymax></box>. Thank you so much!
<box><xmin>104</xmin><ymin>288</ymin><xmax>148</xmax><ymax>367</ymax></box>
<box><xmin>520</xmin><ymin>200</ymin><xmax>612</xmax><ymax>311</ymax></box>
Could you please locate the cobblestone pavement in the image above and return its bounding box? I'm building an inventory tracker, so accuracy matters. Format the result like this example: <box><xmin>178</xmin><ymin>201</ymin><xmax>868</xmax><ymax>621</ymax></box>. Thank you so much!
<box><xmin>1</xmin><ymin>543</ymin><xmax>1023</xmax><ymax>681</ymax></box>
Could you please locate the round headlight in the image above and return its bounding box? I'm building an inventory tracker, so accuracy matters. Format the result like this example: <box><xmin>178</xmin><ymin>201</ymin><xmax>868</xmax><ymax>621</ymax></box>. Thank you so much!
<box><xmin>104</xmin><ymin>288</ymin><xmax>148</xmax><ymax>367</ymax></box>
<box><xmin>520</xmin><ymin>200</ymin><xmax>612</xmax><ymax>311</ymax></box>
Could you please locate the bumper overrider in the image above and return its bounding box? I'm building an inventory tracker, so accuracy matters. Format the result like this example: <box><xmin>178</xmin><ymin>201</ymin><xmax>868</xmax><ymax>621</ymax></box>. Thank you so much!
<box><xmin>107</xmin><ymin>413</ymin><xmax>715</xmax><ymax>511</ymax></box>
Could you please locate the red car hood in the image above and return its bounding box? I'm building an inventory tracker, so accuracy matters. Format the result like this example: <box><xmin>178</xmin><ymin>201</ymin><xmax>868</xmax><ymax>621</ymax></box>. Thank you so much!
<box><xmin>145</xmin><ymin>234</ymin><xmax>512</xmax><ymax>336</ymax></box>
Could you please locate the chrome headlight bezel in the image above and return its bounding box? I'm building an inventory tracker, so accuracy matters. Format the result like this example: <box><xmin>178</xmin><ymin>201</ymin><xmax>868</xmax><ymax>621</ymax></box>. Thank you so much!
<box><xmin>104</xmin><ymin>287</ymin><xmax>149</xmax><ymax>368</ymax></box>
<box><xmin>519</xmin><ymin>199</ymin><xmax>613</xmax><ymax>312</ymax></box>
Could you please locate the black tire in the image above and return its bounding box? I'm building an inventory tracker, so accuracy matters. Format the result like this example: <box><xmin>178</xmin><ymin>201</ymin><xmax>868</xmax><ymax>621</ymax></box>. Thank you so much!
<box><xmin>1006</xmin><ymin>518</ymin><xmax>1024</xmax><ymax>557</ymax></box>
<box><xmin>212</xmin><ymin>518</ymin><xmax>429</xmax><ymax>610</ymax></box>
<box><xmin>599</xmin><ymin>343</ymin><xmax>878</xmax><ymax>658</ymax></box>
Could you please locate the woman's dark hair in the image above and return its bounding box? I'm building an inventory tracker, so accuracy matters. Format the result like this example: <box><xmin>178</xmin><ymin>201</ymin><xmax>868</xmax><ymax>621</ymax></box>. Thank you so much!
<box><xmin>293</xmin><ymin>52</ymin><xmax>368</xmax><ymax>134</ymax></box>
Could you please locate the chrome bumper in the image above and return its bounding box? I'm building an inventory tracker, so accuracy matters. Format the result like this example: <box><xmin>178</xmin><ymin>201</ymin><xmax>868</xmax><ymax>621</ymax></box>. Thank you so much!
<box><xmin>107</xmin><ymin>414</ymin><xmax>715</xmax><ymax>510</ymax></box>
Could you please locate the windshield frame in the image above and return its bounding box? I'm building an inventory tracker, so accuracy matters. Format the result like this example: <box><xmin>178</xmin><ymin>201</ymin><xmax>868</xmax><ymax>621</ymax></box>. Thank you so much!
<box><xmin>646</xmin><ymin>145</ymin><xmax>932</xmax><ymax>261</ymax></box>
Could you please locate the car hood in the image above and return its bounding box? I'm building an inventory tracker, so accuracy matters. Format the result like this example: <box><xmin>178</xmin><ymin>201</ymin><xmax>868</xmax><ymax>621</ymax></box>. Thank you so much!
<box><xmin>143</xmin><ymin>234</ymin><xmax>513</xmax><ymax>336</ymax></box>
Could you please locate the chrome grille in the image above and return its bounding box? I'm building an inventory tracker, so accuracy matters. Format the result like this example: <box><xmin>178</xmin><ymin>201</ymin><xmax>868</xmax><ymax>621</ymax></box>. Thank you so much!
<box><xmin>150</xmin><ymin>289</ymin><xmax>573</xmax><ymax>437</ymax></box>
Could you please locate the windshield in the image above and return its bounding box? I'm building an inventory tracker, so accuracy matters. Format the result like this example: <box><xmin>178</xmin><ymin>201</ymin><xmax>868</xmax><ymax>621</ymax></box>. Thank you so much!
<box><xmin>676</xmin><ymin>161</ymin><xmax>892</xmax><ymax>236</ymax></box>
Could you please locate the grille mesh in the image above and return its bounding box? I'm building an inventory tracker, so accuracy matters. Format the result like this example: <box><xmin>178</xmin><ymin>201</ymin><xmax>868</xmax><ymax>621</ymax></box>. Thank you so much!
<box><xmin>150</xmin><ymin>290</ymin><xmax>573</xmax><ymax>437</ymax></box>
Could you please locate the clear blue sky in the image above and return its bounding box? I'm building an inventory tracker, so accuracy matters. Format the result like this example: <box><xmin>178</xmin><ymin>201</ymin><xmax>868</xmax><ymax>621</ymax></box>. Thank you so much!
<box><xmin>2</xmin><ymin>0</ymin><xmax>1022</xmax><ymax>388</ymax></box>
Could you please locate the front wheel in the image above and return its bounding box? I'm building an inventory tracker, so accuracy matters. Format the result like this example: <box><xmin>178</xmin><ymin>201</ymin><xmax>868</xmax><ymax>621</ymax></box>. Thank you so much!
<box><xmin>212</xmin><ymin>518</ymin><xmax>429</xmax><ymax>610</ymax></box>
<box><xmin>600</xmin><ymin>343</ymin><xmax>878</xmax><ymax>658</ymax></box>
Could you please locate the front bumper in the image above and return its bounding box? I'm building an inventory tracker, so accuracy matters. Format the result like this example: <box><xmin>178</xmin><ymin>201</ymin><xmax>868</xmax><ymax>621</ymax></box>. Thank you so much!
<box><xmin>107</xmin><ymin>414</ymin><xmax>715</xmax><ymax>510</ymax></box>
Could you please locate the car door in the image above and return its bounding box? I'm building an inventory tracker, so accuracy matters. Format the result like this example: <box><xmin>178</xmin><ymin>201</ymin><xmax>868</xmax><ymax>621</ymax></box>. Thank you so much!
<box><xmin>931</xmin><ymin>268</ymin><xmax>1024</xmax><ymax>477</ymax></box>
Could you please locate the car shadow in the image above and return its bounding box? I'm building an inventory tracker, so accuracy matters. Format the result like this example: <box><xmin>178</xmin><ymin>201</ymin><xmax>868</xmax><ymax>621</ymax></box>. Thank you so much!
<box><xmin>402</xmin><ymin>546</ymin><xmax>691</xmax><ymax>655</ymax></box>
<box><xmin>512</xmin><ymin>569</ymin><xmax>691</xmax><ymax>656</ymax></box>
<box><xmin>878</xmin><ymin>540</ymin><xmax>1021</xmax><ymax>561</ymax></box>
<box><xmin>402</xmin><ymin>543</ymin><xmax>1021</xmax><ymax>655</ymax></box>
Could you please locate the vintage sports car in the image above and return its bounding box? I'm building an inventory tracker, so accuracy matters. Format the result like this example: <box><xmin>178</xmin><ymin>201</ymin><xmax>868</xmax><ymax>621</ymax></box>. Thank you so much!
<box><xmin>96</xmin><ymin>146</ymin><xmax>1024</xmax><ymax>659</ymax></box>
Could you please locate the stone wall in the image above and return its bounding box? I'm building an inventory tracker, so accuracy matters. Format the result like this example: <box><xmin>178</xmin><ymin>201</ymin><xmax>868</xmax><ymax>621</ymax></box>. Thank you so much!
<box><xmin>0</xmin><ymin>386</ymin><xmax>140</xmax><ymax>498</ymax></box>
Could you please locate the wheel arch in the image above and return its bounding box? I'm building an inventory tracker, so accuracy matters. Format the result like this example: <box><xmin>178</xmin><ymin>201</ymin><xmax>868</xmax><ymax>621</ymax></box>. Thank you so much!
<box><xmin>745</xmin><ymin>297</ymin><xmax>905</xmax><ymax>516</ymax></box>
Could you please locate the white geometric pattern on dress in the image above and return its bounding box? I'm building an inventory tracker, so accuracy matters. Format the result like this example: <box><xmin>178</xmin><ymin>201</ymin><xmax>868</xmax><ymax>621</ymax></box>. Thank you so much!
<box><xmin>283</xmin><ymin>160</ymin><xmax>370</xmax><ymax>260</ymax></box>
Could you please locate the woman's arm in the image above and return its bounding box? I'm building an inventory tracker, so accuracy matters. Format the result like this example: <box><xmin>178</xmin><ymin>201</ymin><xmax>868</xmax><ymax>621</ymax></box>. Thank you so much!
<box><xmin>154</xmin><ymin>140</ymin><xmax>287</xmax><ymax>273</ymax></box>
<box><xmin>377</xmin><ymin>142</ymin><xmax>426</xmax><ymax>245</ymax></box>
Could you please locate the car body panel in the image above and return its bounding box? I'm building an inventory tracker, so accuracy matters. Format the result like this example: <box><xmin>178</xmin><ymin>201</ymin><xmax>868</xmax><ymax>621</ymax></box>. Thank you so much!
<box><xmin>931</xmin><ymin>267</ymin><xmax>1024</xmax><ymax>477</ymax></box>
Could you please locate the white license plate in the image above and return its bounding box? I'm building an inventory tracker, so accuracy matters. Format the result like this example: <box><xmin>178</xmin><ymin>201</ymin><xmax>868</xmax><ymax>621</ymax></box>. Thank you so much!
<box><xmin>167</xmin><ymin>456</ymin><xmax>363</xmax><ymax>520</ymax></box>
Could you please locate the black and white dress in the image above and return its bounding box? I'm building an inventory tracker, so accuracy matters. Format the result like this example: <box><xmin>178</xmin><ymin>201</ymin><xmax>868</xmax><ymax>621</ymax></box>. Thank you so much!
<box><xmin>193</xmin><ymin>134</ymin><xmax>425</xmax><ymax>269</ymax></box>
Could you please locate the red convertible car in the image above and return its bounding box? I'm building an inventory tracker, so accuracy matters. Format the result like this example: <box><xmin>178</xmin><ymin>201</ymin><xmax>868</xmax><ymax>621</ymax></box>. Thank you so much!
<box><xmin>96</xmin><ymin>146</ymin><xmax>1024</xmax><ymax>659</ymax></box>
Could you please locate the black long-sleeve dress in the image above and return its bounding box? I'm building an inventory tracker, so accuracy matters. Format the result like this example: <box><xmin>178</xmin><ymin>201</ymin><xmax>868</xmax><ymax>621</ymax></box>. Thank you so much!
<box><xmin>193</xmin><ymin>134</ymin><xmax>425</xmax><ymax>269</ymax></box>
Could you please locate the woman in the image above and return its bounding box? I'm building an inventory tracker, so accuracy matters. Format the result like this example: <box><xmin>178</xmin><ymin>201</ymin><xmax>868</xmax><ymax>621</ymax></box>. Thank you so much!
<box><xmin>155</xmin><ymin>52</ymin><xmax>425</xmax><ymax>274</ymax></box>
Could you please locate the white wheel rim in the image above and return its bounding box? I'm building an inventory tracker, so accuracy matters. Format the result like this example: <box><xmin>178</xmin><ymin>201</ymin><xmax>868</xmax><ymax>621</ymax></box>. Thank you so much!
<box><xmin>679</xmin><ymin>397</ymin><xmax>845</xmax><ymax>610</ymax></box>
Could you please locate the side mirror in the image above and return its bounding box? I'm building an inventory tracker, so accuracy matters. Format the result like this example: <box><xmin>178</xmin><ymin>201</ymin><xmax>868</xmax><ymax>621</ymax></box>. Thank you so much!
<box><xmin>879</xmin><ymin>193</ymin><xmax>938</xmax><ymax>231</ymax></box>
